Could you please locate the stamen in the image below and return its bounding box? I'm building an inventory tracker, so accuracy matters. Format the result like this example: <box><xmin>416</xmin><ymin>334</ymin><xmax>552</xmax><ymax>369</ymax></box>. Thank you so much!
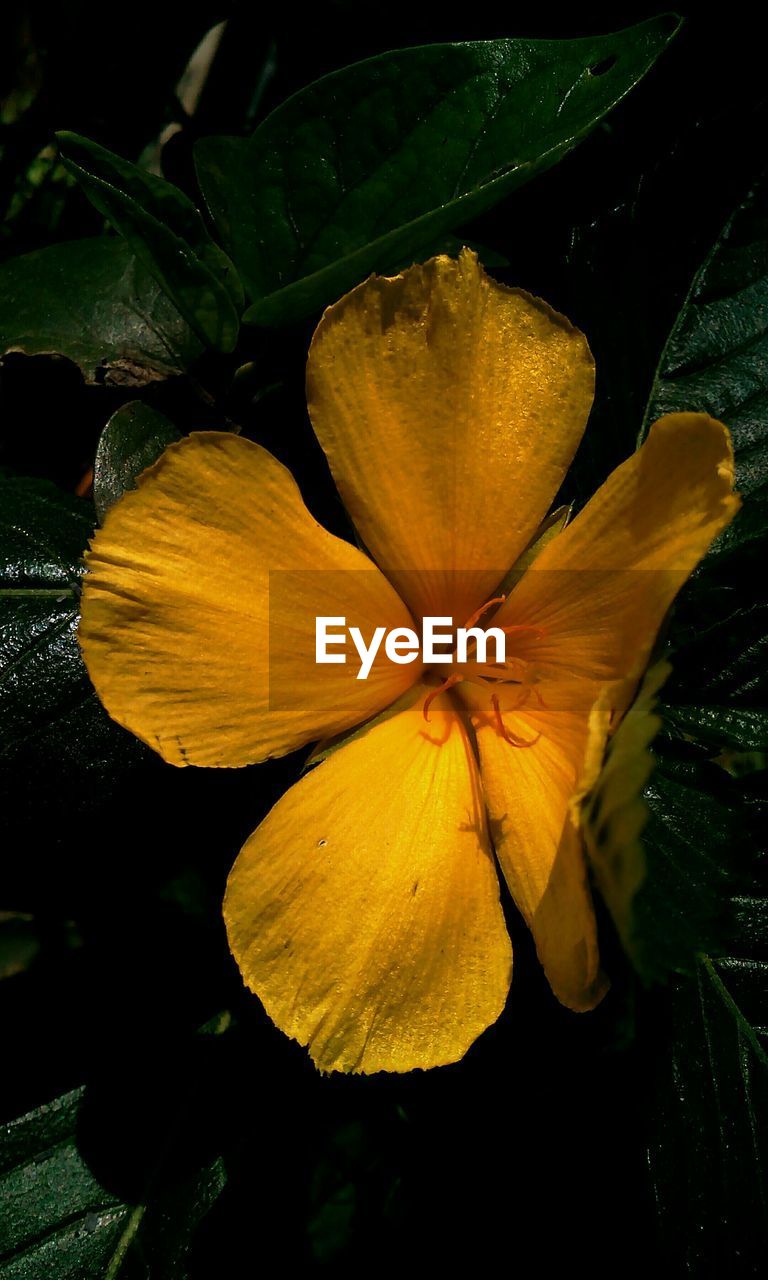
<box><xmin>500</xmin><ymin>623</ymin><xmax>546</xmax><ymax>640</ymax></box>
<box><xmin>420</xmin><ymin>596</ymin><xmax>549</xmax><ymax>737</ymax></box>
<box><xmin>422</xmin><ymin>672</ymin><xmax>463</xmax><ymax>722</ymax></box>
<box><xmin>463</xmin><ymin>594</ymin><xmax>507</xmax><ymax>630</ymax></box>
<box><xmin>490</xmin><ymin>693</ymin><xmax>542</xmax><ymax>749</ymax></box>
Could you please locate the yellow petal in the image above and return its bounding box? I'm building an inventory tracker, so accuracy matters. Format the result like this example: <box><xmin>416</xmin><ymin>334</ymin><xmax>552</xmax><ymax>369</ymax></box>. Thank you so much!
<box><xmin>307</xmin><ymin>249</ymin><xmax>594</xmax><ymax>626</ymax></box>
<box><xmin>224</xmin><ymin>688</ymin><xmax>512</xmax><ymax>1073</ymax></box>
<box><xmin>493</xmin><ymin>414</ymin><xmax>740</xmax><ymax>688</ymax></box>
<box><xmin>460</xmin><ymin>678</ymin><xmax>607</xmax><ymax>1012</ymax></box>
<box><xmin>79</xmin><ymin>432</ymin><xmax>417</xmax><ymax>767</ymax></box>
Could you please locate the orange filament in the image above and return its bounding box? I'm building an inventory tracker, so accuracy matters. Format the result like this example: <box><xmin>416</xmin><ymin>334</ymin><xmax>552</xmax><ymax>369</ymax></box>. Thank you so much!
<box><xmin>419</xmin><ymin>595</ymin><xmax>548</xmax><ymax>745</ymax></box>
<box><xmin>491</xmin><ymin>694</ymin><xmax>542</xmax><ymax>749</ymax></box>
<box><xmin>500</xmin><ymin>623</ymin><xmax>546</xmax><ymax>640</ymax></box>
<box><xmin>422</xmin><ymin>672</ymin><xmax>463</xmax><ymax>722</ymax></box>
<box><xmin>463</xmin><ymin>594</ymin><xmax>507</xmax><ymax>630</ymax></box>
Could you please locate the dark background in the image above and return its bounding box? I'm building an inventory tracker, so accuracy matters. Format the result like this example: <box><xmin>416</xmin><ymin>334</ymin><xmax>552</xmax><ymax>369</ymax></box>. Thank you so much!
<box><xmin>1</xmin><ymin>3</ymin><xmax>765</xmax><ymax>1273</ymax></box>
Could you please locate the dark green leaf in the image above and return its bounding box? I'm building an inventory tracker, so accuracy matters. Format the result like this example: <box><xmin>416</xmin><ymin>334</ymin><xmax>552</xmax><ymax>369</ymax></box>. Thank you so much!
<box><xmin>582</xmin><ymin>681</ymin><xmax>750</xmax><ymax>984</ymax></box>
<box><xmin>308</xmin><ymin>1112</ymin><xmax>406</xmax><ymax>1263</ymax></box>
<box><xmin>643</xmin><ymin>169</ymin><xmax>768</xmax><ymax>556</ymax></box>
<box><xmin>664</xmin><ymin>704</ymin><xmax>768</xmax><ymax>751</ymax></box>
<box><xmin>0</xmin><ymin>238</ymin><xmax>203</xmax><ymax>386</ymax></box>
<box><xmin>0</xmin><ymin>1075</ymin><xmax>227</xmax><ymax>1279</ymax></box>
<box><xmin>636</xmin><ymin>173</ymin><xmax>768</xmax><ymax>1264</ymax></box>
<box><xmin>0</xmin><ymin>1088</ymin><xmax>130</xmax><ymax>1279</ymax></box>
<box><xmin>195</xmin><ymin>16</ymin><xmax>679</xmax><ymax>326</ymax></box>
<box><xmin>666</xmin><ymin>596</ymin><xmax>768</xmax><ymax>710</ymax></box>
<box><xmin>640</xmin><ymin>162</ymin><xmax>768</xmax><ymax>786</ymax></box>
<box><xmin>94</xmin><ymin>402</ymin><xmax>182</xmax><ymax>523</ymax></box>
<box><xmin>631</xmin><ymin>171</ymin><xmax>768</xmax><ymax>966</ymax></box>
<box><xmin>57</xmin><ymin>132</ymin><xmax>242</xmax><ymax>353</ymax></box>
<box><xmin>580</xmin><ymin>661</ymin><xmax>748</xmax><ymax>983</ymax></box>
<box><xmin>388</xmin><ymin>234</ymin><xmax>511</xmax><ymax>273</ymax></box>
<box><xmin>0</xmin><ymin>475</ymin><xmax>145</xmax><ymax>790</ymax></box>
<box><xmin>647</xmin><ymin>907</ymin><xmax>768</xmax><ymax>1277</ymax></box>
<box><xmin>635</xmin><ymin>752</ymin><xmax>741</xmax><ymax>979</ymax></box>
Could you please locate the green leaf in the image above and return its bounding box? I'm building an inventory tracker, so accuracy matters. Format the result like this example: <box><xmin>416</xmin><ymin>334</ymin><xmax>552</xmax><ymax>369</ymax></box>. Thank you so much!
<box><xmin>582</xmin><ymin>676</ymin><xmax>766</xmax><ymax>1262</ymax></box>
<box><xmin>94</xmin><ymin>401</ymin><xmax>182</xmax><ymax>523</ymax></box>
<box><xmin>387</xmin><ymin>233</ymin><xmax>511</xmax><ymax>274</ymax></box>
<box><xmin>643</xmin><ymin>169</ymin><xmax>768</xmax><ymax>558</ymax></box>
<box><xmin>636</xmin><ymin>159</ymin><xmax>768</xmax><ymax>790</ymax></box>
<box><xmin>664</xmin><ymin>703</ymin><xmax>768</xmax><ymax>751</ymax></box>
<box><xmin>635</xmin><ymin>174</ymin><xmax>768</xmax><ymax>1262</ymax></box>
<box><xmin>308</xmin><ymin>1111</ymin><xmax>407</xmax><ymax>1263</ymax></box>
<box><xmin>635</xmin><ymin>752</ymin><xmax>742</xmax><ymax>980</ymax></box>
<box><xmin>581</xmin><ymin>680</ymin><xmax>747</xmax><ymax>983</ymax></box>
<box><xmin>0</xmin><ymin>1070</ymin><xmax>227</xmax><ymax>1279</ymax></box>
<box><xmin>634</xmin><ymin>172</ymin><xmax>768</xmax><ymax>955</ymax></box>
<box><xmin>195</xmin><ymin>15</ymin><xmax>680</xmax><ymax>326</ymax></box>
<box><xmin>0</xmin><ymin>1088</ymin><xmax>131</xmax><ymax>1279</ymax></box>
<box><xmin>0</xmin><ymin>475</ymin><xmax>145</xmax><ymax>792</ymax></box>
<box><xmin>57</xmin><ymin>132</ymin><xmax>242</xmax><ymax>353</ymax></box>
<box><xmin>0</xmin><ymin>238</ymin><xmax>203</xmax><ymax>386</ymax></box>
<box><xmin>647</xmin><ymin>910</ymin><xmax>768</xmax><ymax>1276</ymax></box>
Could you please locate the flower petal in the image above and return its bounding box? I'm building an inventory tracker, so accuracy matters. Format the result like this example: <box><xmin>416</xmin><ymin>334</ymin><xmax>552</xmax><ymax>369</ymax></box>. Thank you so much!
<box><xmin>494</xmin><ymin>414</ymin><xmax>740</xmax><ymax>688</ymax></box>
<box><xmin>460</xmin><ymin>679</ymin><xmax>607</xmax><ymax>1012</ymax></box>
<box><xmin>463</xmin><ymin>414</ymin><xmax>738</xmax><ymax>1008</ymax></box>
<box><xmin>79</xmin><ymin>432</ymin><xmax>417</xmax><ymax>767</ymax></box>
<box><xmin>224</xmin><ymin>688</ymin><xmax>512</xmax><ymax>1073</ymax></box>
<box><xmin>307</xmin><ymin>249</ymin><xmax>594</xmax><ymax>625</ymax></box>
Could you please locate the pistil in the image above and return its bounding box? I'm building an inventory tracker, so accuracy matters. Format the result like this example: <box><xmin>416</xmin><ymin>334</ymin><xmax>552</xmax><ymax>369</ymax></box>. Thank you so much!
<box><xmin>420</xmin><ymin>593</ymin><xmax>547</xmax><ymax>748</ymax></box>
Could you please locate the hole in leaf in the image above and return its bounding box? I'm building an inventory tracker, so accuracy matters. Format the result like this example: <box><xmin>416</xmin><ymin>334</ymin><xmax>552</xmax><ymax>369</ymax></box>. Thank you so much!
<box><xmin>588</xmin><ymin>54</ymin><xmax>617</xmax><ymax>77</ymax></box>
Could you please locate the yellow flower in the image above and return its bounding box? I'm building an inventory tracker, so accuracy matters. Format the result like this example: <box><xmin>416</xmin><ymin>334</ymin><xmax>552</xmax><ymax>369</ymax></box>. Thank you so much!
<box><xmin>78</xmin><ymin>250</ymin><xmax>739</xmax><ymax>1074</ymax></box>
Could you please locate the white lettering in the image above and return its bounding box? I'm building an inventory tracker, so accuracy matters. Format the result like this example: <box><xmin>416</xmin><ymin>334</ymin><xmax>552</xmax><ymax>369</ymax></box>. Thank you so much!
<box><xmin>313</xmin><ymin>616</ymin><xmax>513</xmax><ymax>678</ymax></box>
<box><xmin>384</xmin><ymin>627</ymin><xmax>420</xmax><ymax>664</ymax></box>
<box><xmin>422</xmin><ymin>616</ymin><xmax>454</xmax><ymax>663</ymax></box>
<box><xmin>456</xmin><ymin>626</ymin><xmax>506</xmax><ymax>665</ymax></box>
<box><xmin>315</xmin><ymin>616</ymin><xmax>347</xmax><ymax>664</ymax></box>
<box><xmin>349</xmin><ymin>625</ymin><xmax>387</xmax><ymax>680</ymax></box>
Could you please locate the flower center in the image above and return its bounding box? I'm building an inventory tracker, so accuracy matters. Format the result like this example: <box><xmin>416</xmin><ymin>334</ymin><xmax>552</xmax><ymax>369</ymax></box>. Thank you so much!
<box><xmin>421</xmin><ymin>594</ymin><xmax>545</xmax><ymax>748</ymax></box>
